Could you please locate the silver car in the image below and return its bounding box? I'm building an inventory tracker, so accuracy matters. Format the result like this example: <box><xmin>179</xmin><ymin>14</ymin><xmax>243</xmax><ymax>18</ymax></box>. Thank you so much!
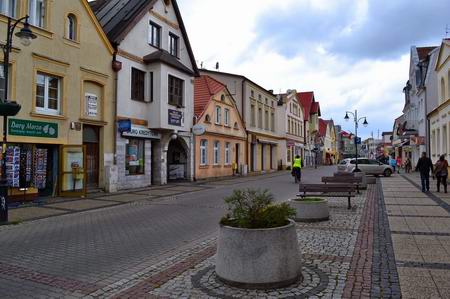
<box><xmin>337</xmin><ymin>158</ymin><xmax>394</xmax><ymax>177</ymax></box>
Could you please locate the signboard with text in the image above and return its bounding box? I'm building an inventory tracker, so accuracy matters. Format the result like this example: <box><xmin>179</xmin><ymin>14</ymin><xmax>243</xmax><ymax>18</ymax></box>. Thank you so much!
<box><xmin>122</xmin><ymin>125</ymin><xmax>161</xmax><ymax>139</ymax></box>
<box><xmin>85</xmin><ymin>93</ymin><xmax>98</xmax><ymax>117</ymax></box>
<box><xmin>168</xmin><ymin>109</ymin><xmax>183</xmax><ymax>127</ymax></box>
<box><xmin>9</xmin><ymin>119</ymin><xmax>58</xmax><ymax>138</ymax></box>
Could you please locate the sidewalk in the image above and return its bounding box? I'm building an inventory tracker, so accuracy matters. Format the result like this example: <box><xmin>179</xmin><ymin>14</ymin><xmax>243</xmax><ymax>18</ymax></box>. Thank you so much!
<box><xmin>381</xmin><ymin>173</ymin><xmax>450</xmax><ymax>298</ymax></box>
<box><xmin>6</xmin><ymin>171</ymin><xmax>286</xmax><ymax>224</ymax></box>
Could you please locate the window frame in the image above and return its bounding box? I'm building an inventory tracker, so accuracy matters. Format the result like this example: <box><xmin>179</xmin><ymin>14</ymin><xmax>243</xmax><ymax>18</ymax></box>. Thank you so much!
<box><xmin>66</xmin><ymin>13</ymin><xmax>78</xmax><ymax>41</ymax></box>
<box><xmin>29</xmin><ymin>0</ymin><xmax>46</xmax><ymax>28</ymax></box>
<box><xmin>213</xmin><ymin>141</ymin><xmax>220</xmax><ymax>165</ymax></box>
<box><xmin>200</xmin><ymin>139</ymin><xmax>208</xmax><ymax>166</ymax></box>
<box><xmin>0</xmin><ymin>0</ymin><xmax>17</xmax><ymax>18</ymax></box>
<box><xmin>125</xmin><ymin>138</ymin><xmax>145</xmax><ymax>176</ymax></box>
<box><xmin>168</xmin><ymin>75</ymin><xmax>184</xmax><ymax>107</ymax></box>
<box><xmin>224</xmin><ymin>108</ymin><xmax>230</xmax><ymax>126</ymax></box>
<box><xmin>149</xmin><ymin>21</ymin><xmax>161</xmax><ymax>48</ymax></box>
<box><xmin>169</xmin><ymin>32</ymin><xmax>179</xmax><ymax>57</ymax></box>
<box><xmin>258</xmin><ymin>107</ymin><xmax>262</xmax><ymax>129</ymax></box>
<box><xmin>35</xmin><ymin>72</ymin><xmax>61</xmax><ymax>116</ymax></box>
<box><xmin>131</xmin><ymin>67</ymin><xmax>146</xmax><ymax>102</ymax></box>
<box><xmin>215</xmin><ymin>106</ymin><xmax>222</xmax><ymax>125</ymax></box>
<box><xmin>225</xmin><ymin>142</ymin><xmax>231</xmax><ymax>165</ymax></box>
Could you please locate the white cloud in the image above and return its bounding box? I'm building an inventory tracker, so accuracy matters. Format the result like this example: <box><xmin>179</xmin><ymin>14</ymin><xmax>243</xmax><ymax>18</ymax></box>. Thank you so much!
<box><xmin>178</xmin><ymin>0</ymin><xmax>410</xmax><ymax>137</ymax></box>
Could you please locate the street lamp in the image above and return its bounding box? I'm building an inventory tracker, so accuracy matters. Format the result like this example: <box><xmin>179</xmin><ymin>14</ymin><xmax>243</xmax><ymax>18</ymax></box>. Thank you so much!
<box><xmin>0</xmin><ymin>16</ymin><xmax>37</xmax><ymax>223</ymax></box>
<box><xmin>344</xmin><ymin>110</ymin><xmax>368</xmax><ymax>172</ymax></box>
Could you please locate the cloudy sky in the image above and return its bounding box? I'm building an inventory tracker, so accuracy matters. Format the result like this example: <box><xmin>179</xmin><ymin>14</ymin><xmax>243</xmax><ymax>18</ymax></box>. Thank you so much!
<box><xmin>178</xmin><ymin>0</ymin><xmax>449</xmax><ymax>138</ymax></box>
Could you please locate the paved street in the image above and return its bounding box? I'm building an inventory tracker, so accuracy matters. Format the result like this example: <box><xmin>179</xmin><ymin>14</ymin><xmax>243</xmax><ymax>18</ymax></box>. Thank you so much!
<box><xmin>0</xmin><ymin>167</ymin><xmax>333</xmax><ymax>298</ymax></box>
<box><xmin>2</xmin><ymin>167</ymin><xmax>450</xmax><ymax>298</ymax></box>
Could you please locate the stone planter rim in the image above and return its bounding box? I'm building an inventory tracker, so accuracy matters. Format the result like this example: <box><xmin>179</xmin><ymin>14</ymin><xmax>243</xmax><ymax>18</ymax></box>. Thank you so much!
<box><xmin>291</xmin><ymin>198</ymin><xmax>328</xmax><ymax>204</ymax></box>
<box><xmin>219</xmin><ymin>218</ymin><xmax>296</xmax><ymax>232</ymax></box>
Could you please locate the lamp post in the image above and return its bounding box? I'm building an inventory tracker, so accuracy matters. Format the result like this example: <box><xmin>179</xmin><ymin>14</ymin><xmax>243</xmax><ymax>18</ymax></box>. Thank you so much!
<box><xmin>344</xmin><ymin>110</ymin><xmax>368</xmax><ymax>172</ymax></box>
<box><xmin>0</xmin><ymin>15</ymin><xmax>37</xmax><ymax>223</ymax></box>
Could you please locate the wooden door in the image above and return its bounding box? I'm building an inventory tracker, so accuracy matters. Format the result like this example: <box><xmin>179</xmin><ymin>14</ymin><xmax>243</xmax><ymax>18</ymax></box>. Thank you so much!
<box><xmin>85</xmin><ymin>143</ymin><xmax>99</xmax><ymax>188</ymax></box>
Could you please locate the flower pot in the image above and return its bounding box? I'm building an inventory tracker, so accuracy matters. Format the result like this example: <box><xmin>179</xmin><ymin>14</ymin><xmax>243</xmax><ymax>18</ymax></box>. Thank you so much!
<box><xmin>289</xmin><ymin>198</ymin><xmax>329</xmax><ymax>222</ymax></box>
<box><xmin>215</xmin><ymin>219</ymin><xmax>302</xmax><ymax>289</ymax></box>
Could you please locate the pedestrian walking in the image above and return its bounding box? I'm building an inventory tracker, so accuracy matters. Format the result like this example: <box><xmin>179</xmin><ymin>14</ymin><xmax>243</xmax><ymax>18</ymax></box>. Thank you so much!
<box><xmin>291</xmin><ymin>155</ymin><xmax>302</xmax><ymax>183</ymax></box>
<box><xmin>390</xmin><ymin>156</ymin><xmax>397</xmax><ymax>173</ymax></box>
<box><xmin>415</xmin><ymin>152</ymin><xmax>434</xmax><ymax>192</ymax></box>
<box><xmin>396</xmin><ymin>156</ymin><xmax>402</xmax><ymax>174</ymax></box>
<box><xmin>405</xmin><ymin>158</ymin><xmax>412</xmax><ymax>173</ymax></box>
<box><xmin>434</xmin><ymin>155</ymin><xmax>448</xmax><ymax>193</ymax></box>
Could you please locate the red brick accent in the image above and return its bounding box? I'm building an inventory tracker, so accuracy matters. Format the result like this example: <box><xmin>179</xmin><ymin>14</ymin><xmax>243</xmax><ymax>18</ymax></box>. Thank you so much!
<box><xmin>112</xmin><ymin>246</ymin><xmax>216</xmax><ymax>298</ymax></box>
<box><xmin>342</xmin><ymin>185</ymin><xmax>375</xmax><ymax>298</ymax></box>
<box><xmin>0</xmin><ymin>262</ymin><xmax>103</xmax><ymax>295</ymax></box>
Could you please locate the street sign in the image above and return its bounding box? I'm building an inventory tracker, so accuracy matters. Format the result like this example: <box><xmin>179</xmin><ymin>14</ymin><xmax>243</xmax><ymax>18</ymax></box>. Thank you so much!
<box><xmin>192</xmin><ymin>124</ymin><xmax>206</xmax><ymax>136</ymax></box>
<box><xmin>118</xmin><ymin>119</ymin><xmax>132</xmax><ymax>133</ymax></box>
<box><xmin>356</xmin><ymin>137</ymin><xmax>361</xmax><ymax>144</ymax></box>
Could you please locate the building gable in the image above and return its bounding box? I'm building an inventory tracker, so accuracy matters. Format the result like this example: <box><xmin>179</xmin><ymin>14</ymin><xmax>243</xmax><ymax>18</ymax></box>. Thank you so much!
<box><xmin>435</xmin><ymin>40</ymin><xmax>450</xmax><ymax>72</ymax></box>
<box><xmin>80</xmin><ymin>0</ymin><xmax>114</xmax><ymax>54</ymax></box>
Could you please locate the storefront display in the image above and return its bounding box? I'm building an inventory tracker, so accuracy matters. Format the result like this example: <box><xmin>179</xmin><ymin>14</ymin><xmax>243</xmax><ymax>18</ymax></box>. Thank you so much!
<box><xmin>126</xmin><ymin>139</ymin><xmax>145</xmax><ymax>175</ymax></box>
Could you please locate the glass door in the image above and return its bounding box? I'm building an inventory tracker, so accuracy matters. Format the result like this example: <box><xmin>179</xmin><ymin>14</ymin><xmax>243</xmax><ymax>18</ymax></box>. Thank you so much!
<box><xmin>59</xmin><ymin>145</ymin><xmax>86</xmax><ymax>197</ymax></box>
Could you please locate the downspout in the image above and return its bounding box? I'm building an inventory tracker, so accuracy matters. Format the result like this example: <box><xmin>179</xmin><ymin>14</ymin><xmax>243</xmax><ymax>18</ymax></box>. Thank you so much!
<box><xmin>112</xmin><ymin>50</ymin><xmax>119</xmax><ymax>165</ymax></box>
<box><xmin>242</xmin><ymin>80</ymin><xmax>248</xmax><ymax>170</ymax></box>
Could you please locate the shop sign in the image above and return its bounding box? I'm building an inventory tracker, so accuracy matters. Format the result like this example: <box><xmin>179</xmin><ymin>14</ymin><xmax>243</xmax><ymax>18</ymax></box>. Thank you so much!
<box><xmin>192</xmin><ymin>124</ymin><xmax>206</xmax><ymax>136</ymax></box>
<box><xmin>85</xmin><ymin>93</ymin><xmax>98</xmax><ymax>117</ymax></box>
<box><xmin>410</xmin><ymin>136</ymin><xmax>425</xmax><ymax>146</ymax></box>
<box><xmin>8</xmin><ymin>119</ymin><xmax>58</xmax><ymax>138</ymax></box>
<box><xmin>118</xmin><ymin>119</ymin><xmax>132</xmax><ymax>133</ymax></box>
<box><xmin>122</xmin><ymin>125</ymin><xmax>161</xmax><ymax>139</ymax></box>
<box><xmin>168</xmin><ymin>109</ymin><xmax>183</xmax><ymax>126</ymax></box>
<box><xmin>286</xmin><ymin>140</ymin><xmax>295</xmax><ymax>147</ymax></box>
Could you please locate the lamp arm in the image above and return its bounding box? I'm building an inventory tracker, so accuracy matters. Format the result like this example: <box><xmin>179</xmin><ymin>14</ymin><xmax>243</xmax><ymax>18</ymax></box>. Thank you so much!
<box><xmin>4</xmin><ymin>16</ymin><xmax>30</xmax><ymax>52</ymax></box>
<box><xmin>357</xmin><ymin>117</ymin><xmax>367</xmax><ymax>123</ymax></box>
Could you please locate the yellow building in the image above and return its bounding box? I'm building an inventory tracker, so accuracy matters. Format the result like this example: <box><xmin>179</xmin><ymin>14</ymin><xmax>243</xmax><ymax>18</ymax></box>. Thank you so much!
<box><xmin>0</xmin><ymin>0</ymin><xmax>115</xmax><ymax>199</ymax></box>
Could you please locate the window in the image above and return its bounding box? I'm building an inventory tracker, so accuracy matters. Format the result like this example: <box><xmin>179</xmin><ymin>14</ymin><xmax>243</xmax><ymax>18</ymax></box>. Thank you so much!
<box><xmin>35</xmin><ymin>72</ymin><xmax>61</xmax><ymax>115</ymax></box>
<box><xmin>200</xmin><ymin>140</ymin><xmax>208</xmax><ymax>165</ymax></box>
<box><xmin>221</xmin><ymin>94</ymin><xmax>225</xmax><ymax>101</ymax></box>
<box><xmin>0</xmin><ymin>64</ymin><xmax>11</xmax><ymax>101</ymax></box>
<box><xmin>215</xmin><ymin>106</ymin><xmax>222</xmax><ymax>124</ymax></box>
<box><xmin>250</xmin><ymin>90</ymin><xmax>254</xmax><ymax>98</ymax></box>
<box><xmin>126</xmin><ymin>139</ymin><xmax>145</xmax><ymax>175</ymax></box>
<box><xmin>149</xmin><ymin>72</ymin><xmax>154</xmax><ymax>102</ymax></box>
<box><xmin>441</xmin><ymin>77</ymin><xmax>446</xmax><ymax>103</ymax></box>
<box><xmin>29</xmin><ymin>0</ymin><xmax>45</xmax><ymax>28</ymax></box>
<box><xmin>205</xmin><ymin>114</ymin><xmax>211</xmax><ymax>123</ymax></box>
<box><xmin>288</xmin><ymin>118</ymin><xmax>291</xmax><ymax>134</ymax></box>
<box><xmin>214</xmin><ymin>141</ymin><xmax>220</xmax><ymax>165</ymax></box>
<box><xmin>169</xmin><ymin>33</ymin><xmax>179</xmax><ymax>57</ymax></box>
<box><xmin>264</xmin><ymin>110</ymin><xmax>269</xmax><ymax>130</ymax></box>
<box><xmin>66</xmin><ymin>14</ymin><xmax>77</xmax><ymax>41</ymax></box>
<box><xmin>258</xmin><ymin>94</ymin><xmax>262</xmax><ymax>101</ymax></box>
<box><xmin>250</xmin><ymin>104</ymin><xmax>256</xmax><ymax>127</ymax></box>
<box><xmin>225</xmin><ymin>142</ymin><xmax>230</xmax><ymax>165</ymax></box>
<box><xmin>271</xmin><ymin>112</ymin><xmax>275</xmax><ymax>131</ymax></box>
<box><xmin>168</xmin><ymin>75</ymin><xmax>183</xmax><ymax>106</ymax></box>
<box><xmin>131</xmin><ymin>68</ymin><xmax>145</xmax><ymax>101</ymax></box>
<box><xmin>149</xmin><ymin>21</ymin><xmax>161</xmax><ymax>47</ymax></box>
<box><xmin>0</xmin><ymin>0</ymin><xmax>16</xmax><ymax>17</ymax></box>
<box><xmin>224</xmin><ymin>108</ymin><xmax>230</xmax><ymax>126</ymax></box>
<box><xmin>258</xmin><ymin>107</ymin><xmax>262</xmax><ymax>128</ymax></box>
<box><xmin>265</xmin><ymin>98</ymin><xmax>268</xmax><ymax>105</ymax></box>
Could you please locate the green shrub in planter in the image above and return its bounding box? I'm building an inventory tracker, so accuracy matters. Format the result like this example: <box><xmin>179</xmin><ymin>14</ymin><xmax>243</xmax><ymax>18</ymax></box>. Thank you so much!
<box><xmin>220</xmin><ymin>189</ymin><xmax>295</xmax><ymax>229</ymax></box>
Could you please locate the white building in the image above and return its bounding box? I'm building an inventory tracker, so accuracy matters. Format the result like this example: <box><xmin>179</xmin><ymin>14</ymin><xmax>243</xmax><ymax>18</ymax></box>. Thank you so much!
<box><xmin>93</xmin><ymin>0</ymin><xmax>198</xmax><ymax>188</ymax></box>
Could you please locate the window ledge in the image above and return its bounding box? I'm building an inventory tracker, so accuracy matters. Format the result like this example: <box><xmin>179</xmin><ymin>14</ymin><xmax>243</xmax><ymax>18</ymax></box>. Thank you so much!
<box><xmin>199</xmin><ymin>165</ymin><xmax>209</xmax><ymax>169</ymax></box>
<box><xmin>213</xmin><ymin>165</ymin><xmax>222</xmax><ymax>168</ymax></box>
<box><xmin>30</xmin><ymin>112</ymin><xmax>67</xmax><ymax>120</ymax></box>
<box><xmin>0</xmin><ymin>16</ymin><xmax>53</xmax><ymax>39</ymax></box>
<box><xmin>224</xmin><ymin>165</ymin><xmax>232</xmax><ymax>168</ymax></box>
<box><xmin>63</xmin><ymin>37</ymin><xmax>80</xmax><ymax>48</ymax></box>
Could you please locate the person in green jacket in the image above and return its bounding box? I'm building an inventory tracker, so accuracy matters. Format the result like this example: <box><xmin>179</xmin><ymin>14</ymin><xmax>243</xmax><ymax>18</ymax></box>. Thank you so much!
<box><xmin>292</xmin><ymin>155</ymin><xmax>302</xmax><ymax>183</ymax></box>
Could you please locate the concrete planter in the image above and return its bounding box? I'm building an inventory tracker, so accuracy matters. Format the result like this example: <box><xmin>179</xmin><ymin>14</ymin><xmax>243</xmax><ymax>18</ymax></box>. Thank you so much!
<box><xmin>354</xmin><ymin>172</ymin><xmax>367</xmax><ymax>189</ymax></box>
<box><xmin>289</xmin><ymin>198</ymin><xmax>329</xmax><ymax>222</ymax></box>
<box><xmin>216</xmin><ymin>220</ymin><xmax>302</xmax><ymax>289</ymax></box>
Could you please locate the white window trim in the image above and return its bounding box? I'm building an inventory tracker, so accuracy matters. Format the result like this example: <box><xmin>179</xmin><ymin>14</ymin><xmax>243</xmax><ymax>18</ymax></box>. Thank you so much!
<box><xmin>224</xmin><ymin>108</ymin><xmax>230</xmax><ymax>126</ymax></box>
<box><xmin>29</xmin><ymin>0</ymin><xmax>45</xmax><ymax>28</ymax></box>
<box><xmin>66</xmin><ymin>14</ymin><xmax>77</xmax><ymax>41</ymax></box>
<box><xmin>214</xmin><ymin>141</ymin><xmax>220</xmax><ymax>165</ymax></box>
<box><xmin>215</xmin><ymin>106</ymin><xmax>222</xmax><ymax>125</ymax></box>
<box><xmin>0</xmin><ymin>0</ymin><xmax>16</xmax><ymax>17</ymax></box>
<box><xmin>225</xmin><ymin>143</ymin><xmax>230</xmax><ymax>165</ymax></box>
<box><xmin>200</xmin><ymin>140</ymin><xmax>208</xmax><ymax>165</ymax></box>
<box><xmin>35</xmin><ymin>73</ymin><xmax>61</xmax><ymax>116</ymax></box>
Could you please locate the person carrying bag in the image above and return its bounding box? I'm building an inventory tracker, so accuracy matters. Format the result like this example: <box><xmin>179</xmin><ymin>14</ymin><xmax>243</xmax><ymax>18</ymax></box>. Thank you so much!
<box><xmin>434</xmin><ymin>155</ymin><xmax>449</xmax><ymax>193</ymax></box>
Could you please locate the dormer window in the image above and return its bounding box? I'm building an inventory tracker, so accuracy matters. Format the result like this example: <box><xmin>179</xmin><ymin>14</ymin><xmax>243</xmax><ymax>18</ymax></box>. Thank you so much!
<box><xmin>149</xmin><ymin>21</ymin><xmax>161</xmax><ymax>48</ymax></box>
<box><xmin>0</xmin><ymin>0</ymin><xmax>17</xmax><ymax>18</ymax></box>
<box><xmin>169</xmin><ymin>33</ymin><xmax>179</xmax><ymax>57</ymax></box>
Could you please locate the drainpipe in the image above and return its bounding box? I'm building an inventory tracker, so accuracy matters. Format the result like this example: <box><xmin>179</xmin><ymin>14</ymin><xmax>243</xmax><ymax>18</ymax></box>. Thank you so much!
<box><xmin>112</xmin><ymin>51</ymin><xmax>119</xmax><ymax>165</ymax></box>
<box><xmin>242</xmin><ymin>80</ymin><xmax>248</xmax><ymax>170</ymax></box>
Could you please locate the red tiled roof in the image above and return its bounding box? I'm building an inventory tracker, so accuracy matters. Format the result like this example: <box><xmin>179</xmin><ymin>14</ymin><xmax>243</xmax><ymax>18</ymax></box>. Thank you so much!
<box><xmin>311</xmin><ymin>102</ymin><xmax>320</xmax><ymax>114</ymax></box>
<box><xmin>297</xmin><ymin>92</ymin><xmax>314</xmax><ymax>121</ymax></box>
<box><xmin>417</xmin><ymin>46</ymin><xmax>437</xmax><ymax>61</ymax></box>
<box><xmin>194</xmin><ymin>75</ymin><xmax>226</xmax><ymax>118</ymax></box>
<box><xmin>319</xmin><ymin>119</ymin><xmax>328</xmax><ymax>137</ymax></box>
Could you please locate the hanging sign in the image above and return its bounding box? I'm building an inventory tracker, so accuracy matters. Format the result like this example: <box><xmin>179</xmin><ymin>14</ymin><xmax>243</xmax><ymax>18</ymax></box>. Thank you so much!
<box><xmin>168</xmin><ymin>109</ymin><xmax>183</xmax><ymax>126</ymax></box>
<box><xmin>8</xmin><ymin>119</ymin><xmax>58</xmax><ymax>138</ymax></box>
<box><xmin>192</xmin><ymin>124</ymin><xmax>206</xmax><ymax>136</ymax></box>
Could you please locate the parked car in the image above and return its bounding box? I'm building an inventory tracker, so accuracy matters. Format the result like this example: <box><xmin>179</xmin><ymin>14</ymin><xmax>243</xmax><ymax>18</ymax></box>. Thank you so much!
<box><xmin>337</xmin><ymin>158</ymin><xmax>394</xmax><ymax>177</ymax></box>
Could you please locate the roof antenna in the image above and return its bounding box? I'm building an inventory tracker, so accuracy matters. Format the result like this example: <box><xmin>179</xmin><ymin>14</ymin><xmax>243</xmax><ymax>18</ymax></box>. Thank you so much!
<box><xmin>215</xmin><ymin>62</ymin><xmax>219</xmax><ymax>70</ymax></box>
<box><xmin>200</xmin><ymin>61</ymin><xmax>203</xmax><ymax>69</ymax></box>
<box><xmin>446</xmin><ymin>24</ymin><xmax>449</xmax><ymax>37</ymax></box>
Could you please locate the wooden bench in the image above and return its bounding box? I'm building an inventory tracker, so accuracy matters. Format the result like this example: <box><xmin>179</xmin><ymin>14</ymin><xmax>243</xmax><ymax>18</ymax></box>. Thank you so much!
<box><xmin>322</xmin><ymin>176</ymin><xmax>362</xmax><ymax>194</ymax></box>
<box><xmin>297</xmin><ymin>183</ymin><xmax>356</xmax><ymax>210</ymax></box>
<box><xmin>334</xmin><ymin>172</ymin><xmax>354</xmax><ymax>177</ymax></box>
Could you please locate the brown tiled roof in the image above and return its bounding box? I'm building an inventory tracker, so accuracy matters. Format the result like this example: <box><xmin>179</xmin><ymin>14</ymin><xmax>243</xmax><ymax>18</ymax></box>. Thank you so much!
<box><xmin>194</xmin><ymin>75</ymin><xmax>226</xmax><ymax>118</ymax></box>
<box><xmin>319</xmin><ymin>119</ymin><xmax>328</xmax><ymax>137</ymax></box>
<box><xmin>417</xmin><ymin>46</ymin><xmax>437</xmax><ymax>61</ymax></box>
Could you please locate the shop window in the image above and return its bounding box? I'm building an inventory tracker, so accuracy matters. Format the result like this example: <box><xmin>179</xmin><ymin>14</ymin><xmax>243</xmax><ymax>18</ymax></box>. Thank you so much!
<box><xmin>131</xmin><ymin>68</ymin><xmax>145</xmax><ymax>102</ymax></box>
<box><xmin>169</xmin><ymin>32</ymin><xmax>179</xmax><ymax>57</ymax></box>
<box><xmin>0</xmin><ymin>0</ymin><xmax>17</xmax><ymax>17</ymax></box>
<box><xmin>29</xmin><ymin>0</ymin><xmax>46</xmax><ymax>28</ymax></box>
<box><xmin>214</xmin><ymin>141</ymin><xmax>220</xmax><ymax>165</ymax></box>
<box><xmin>168</xmin><ymin>75</ymin><xmax>183</xmax><ymax>106</ymax></box>
<box><xmin>225</xmin><ymin>142</ymin><xmax>230</xmax><ymax>165</ymax></box>
<box><xmin>66</xmin><ymin>14</ymin><xmax>78</xmax><ymax>41</ymax></box>
<box><xmin>224</xmin><ymin>108</ymin><xmax>230</xmax><ymax>126</ymax></box>
<box><xmin>149</xmin><ymin>21</ymin><xmax>161</xmax><ymax>48</ymax></box>
<box><xmin>126</xmin><ymin>139</ymin><xmax>145</xmax><ymax>175</ymax></box>
<box><xmin>35</xmin><ymin>72</ymin><xmax>61</xmax><ymax>115</ymax></box>
<box><xmin>200</xmin><ymin>139</ymin><xmax>208</xmax><ymax>165</ymax></box>
<box><xmin>215</xmin><ymin>106</ymin><xmax>222</xmax><ymax>124</ymax></box>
